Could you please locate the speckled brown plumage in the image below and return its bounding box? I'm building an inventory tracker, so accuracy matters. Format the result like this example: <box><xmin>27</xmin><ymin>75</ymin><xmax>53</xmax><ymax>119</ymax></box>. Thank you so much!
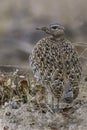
<box><xmin>30</xmin><ymin>23</ymin><xmax>82</xmax><ymax>107</ymax></box>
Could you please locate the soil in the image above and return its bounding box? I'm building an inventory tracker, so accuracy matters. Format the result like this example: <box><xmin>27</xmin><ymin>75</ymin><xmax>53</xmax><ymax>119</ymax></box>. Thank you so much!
<box><xmin>0</xmin><ymin>66</ymin><xmax>87</xmax><ymax>130</ymax></box>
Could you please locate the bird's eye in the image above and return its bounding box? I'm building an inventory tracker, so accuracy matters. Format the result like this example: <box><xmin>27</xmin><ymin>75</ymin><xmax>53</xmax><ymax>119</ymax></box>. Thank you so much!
<box><xmin>51</xmin><ymin>26</ymin><xmax>58</xmax><ymax>29</ymax></box>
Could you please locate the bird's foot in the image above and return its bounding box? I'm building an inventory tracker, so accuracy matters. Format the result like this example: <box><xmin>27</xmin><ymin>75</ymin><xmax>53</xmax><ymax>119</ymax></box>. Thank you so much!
<box><xmin>49</xmin><ymin>104</ymin><xmax>63</xmax><ymax>113</ymax></box>
<box><xmin>45</xmin><ymin>104</ymin><xmax>55</xmax><ymax>113</ymax></box>
<box><xmin>47</xmin><ymin>104</ymin><xmax>60</xmax><ymax>113</ymax></box>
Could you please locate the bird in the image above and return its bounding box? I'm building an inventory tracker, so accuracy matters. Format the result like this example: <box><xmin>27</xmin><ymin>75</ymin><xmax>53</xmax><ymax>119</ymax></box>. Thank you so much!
<box><xmin>29</xmin><ymin>23</ymin><xmax>82</xmax><ymax>110</ymax></box>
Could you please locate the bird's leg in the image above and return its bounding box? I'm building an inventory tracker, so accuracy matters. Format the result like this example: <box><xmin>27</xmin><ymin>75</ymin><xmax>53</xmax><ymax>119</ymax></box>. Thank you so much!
<box><xmin>51</xmin><ymin>94</ymin><xmax>55</xmax><ymax>111</ymax></box>
<box><xmin>57</xmin><ymin>98</ymin><xmax>59</xmax><ymax>110</ymax></box>
<box><xmin>57</xmin><ymin>98</ymin><xmax>63</xmax><ymax>112</ymax></box>
<box><xmin>45</xmin><ymin>86</ymin><xmax>54</xmax><ymax>113</ymax></box>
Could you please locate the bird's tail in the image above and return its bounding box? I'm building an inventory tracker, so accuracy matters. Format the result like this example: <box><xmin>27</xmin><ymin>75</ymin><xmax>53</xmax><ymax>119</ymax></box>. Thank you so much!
<box><xmin>63</xmin><ymin>80</ymin><xmax>73</xmax><ymax>103</ymax></box>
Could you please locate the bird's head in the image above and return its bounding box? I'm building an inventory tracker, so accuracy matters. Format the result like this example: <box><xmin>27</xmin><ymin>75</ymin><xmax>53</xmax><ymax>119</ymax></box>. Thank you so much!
<box><xmin>36</xmin><ymin>23</ymin><xmax>65</xmax><ymax>38</ymax></box>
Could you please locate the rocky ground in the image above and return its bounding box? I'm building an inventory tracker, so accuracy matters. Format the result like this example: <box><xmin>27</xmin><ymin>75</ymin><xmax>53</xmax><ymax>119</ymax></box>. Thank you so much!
<box><xmin>0</xmin><ymin>66</ymin><xmax>87</xmax><ymax>130</ymax></box>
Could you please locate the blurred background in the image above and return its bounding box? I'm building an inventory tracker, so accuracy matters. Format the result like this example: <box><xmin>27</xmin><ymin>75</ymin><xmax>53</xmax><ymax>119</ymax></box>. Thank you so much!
<box><xmin>0</xmin><ymin>0</ymin><xmax>87</xmax><ymax>68</ymax></box>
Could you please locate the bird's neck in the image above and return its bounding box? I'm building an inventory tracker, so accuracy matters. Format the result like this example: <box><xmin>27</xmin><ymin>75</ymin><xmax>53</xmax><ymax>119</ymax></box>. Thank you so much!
<box><xmin>50</xmin><ymin>35</ymin><xmax>65</xmax><ymax>41</ymax></box>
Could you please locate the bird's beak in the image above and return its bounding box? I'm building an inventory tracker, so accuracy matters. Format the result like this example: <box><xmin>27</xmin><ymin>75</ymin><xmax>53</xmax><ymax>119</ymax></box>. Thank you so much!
<box><xmin>36</xmin><ymin>27</ymin><xmax>47</xmax><ymax>31</ymax></box>
<box><xmin>36</xmin><ymin>27</ymin><xmax>41</xmax><ymax>30</ymax></box>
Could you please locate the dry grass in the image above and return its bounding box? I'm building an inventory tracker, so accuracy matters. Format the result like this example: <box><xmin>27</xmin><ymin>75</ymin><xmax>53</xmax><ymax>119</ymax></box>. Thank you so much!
<box><xmin>0</xmin><ymin>64</ymin><xmax>86</xmax><ymax>130</ymax></box>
